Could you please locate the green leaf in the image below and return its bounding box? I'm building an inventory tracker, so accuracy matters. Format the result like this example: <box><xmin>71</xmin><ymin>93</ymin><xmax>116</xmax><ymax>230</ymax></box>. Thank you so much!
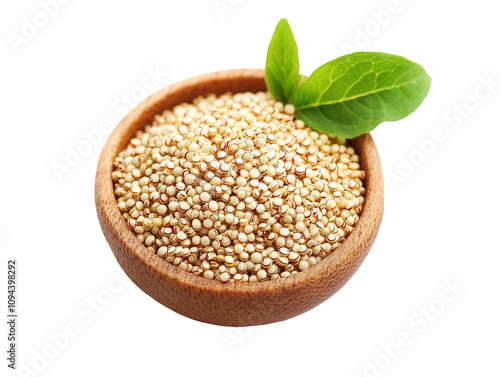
<box><xmin>265</xmin><ymin>19</ymin><xmax>301</xmax><ymax>104</ymax></box>
<box><xmin>294</xmin><ymin>52</ymin><xmax>432</xmax><ymax>138</ymax></box>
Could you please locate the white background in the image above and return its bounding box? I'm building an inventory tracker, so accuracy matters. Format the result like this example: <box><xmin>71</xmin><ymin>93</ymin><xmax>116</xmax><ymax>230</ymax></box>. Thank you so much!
<box><xmin>1</xmin><ymin>0</ymin><xmax>499</xmax><ymax>376</ymax></box>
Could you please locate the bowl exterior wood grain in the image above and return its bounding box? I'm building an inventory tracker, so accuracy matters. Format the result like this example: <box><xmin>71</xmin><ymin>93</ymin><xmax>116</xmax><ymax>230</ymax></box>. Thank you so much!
<box><xmin>95</xmin><ymin>69</ymin><xmax>384</xmax><ymax>326</ymax></box>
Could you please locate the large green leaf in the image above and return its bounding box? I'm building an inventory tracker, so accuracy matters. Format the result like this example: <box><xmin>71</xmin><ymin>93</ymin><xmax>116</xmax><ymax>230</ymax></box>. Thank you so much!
<box><xmin>294</xmin><ymin>52</ymin><xmax>431</xmax><ymax>138</ymax></box>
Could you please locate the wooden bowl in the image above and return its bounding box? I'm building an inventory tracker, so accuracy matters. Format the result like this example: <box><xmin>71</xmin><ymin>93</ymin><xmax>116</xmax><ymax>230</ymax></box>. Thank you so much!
<box><xmin>95</xmin><ymin>69</ymin><xmax>384</xmax><ymax>327</ymax></box>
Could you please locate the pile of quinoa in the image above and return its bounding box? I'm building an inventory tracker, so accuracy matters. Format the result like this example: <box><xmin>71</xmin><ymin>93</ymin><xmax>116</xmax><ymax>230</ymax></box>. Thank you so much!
<box><xmin>112</xmin><ymin>91</ymin><xmax>365</xmax><ymax>282</ymax></box>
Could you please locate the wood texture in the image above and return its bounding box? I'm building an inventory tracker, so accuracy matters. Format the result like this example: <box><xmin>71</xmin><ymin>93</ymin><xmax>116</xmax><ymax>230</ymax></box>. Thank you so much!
<box><xmin>95</xmin><ymin>69</ymin><xmax>384</xmax><ymax>327</ymax></box>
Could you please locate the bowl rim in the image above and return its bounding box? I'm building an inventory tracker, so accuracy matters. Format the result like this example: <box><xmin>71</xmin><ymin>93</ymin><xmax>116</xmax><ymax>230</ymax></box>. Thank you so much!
<box><xmin>95</xmin><ymin>68</ymin><xmax>383</xmax><ymax>298</ymax></box>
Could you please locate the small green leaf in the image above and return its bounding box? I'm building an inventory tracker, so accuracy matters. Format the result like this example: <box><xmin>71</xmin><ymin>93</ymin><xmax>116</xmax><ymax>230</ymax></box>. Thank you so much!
<box><xmin>294</xmin><ymin>52</ymin><xmax>431</xmax><ymax>138</ymax></box>
<box><xmin>265</xmin><ymin>19</ymin><xmax>301</xmax><ymax>104</ymax></box>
